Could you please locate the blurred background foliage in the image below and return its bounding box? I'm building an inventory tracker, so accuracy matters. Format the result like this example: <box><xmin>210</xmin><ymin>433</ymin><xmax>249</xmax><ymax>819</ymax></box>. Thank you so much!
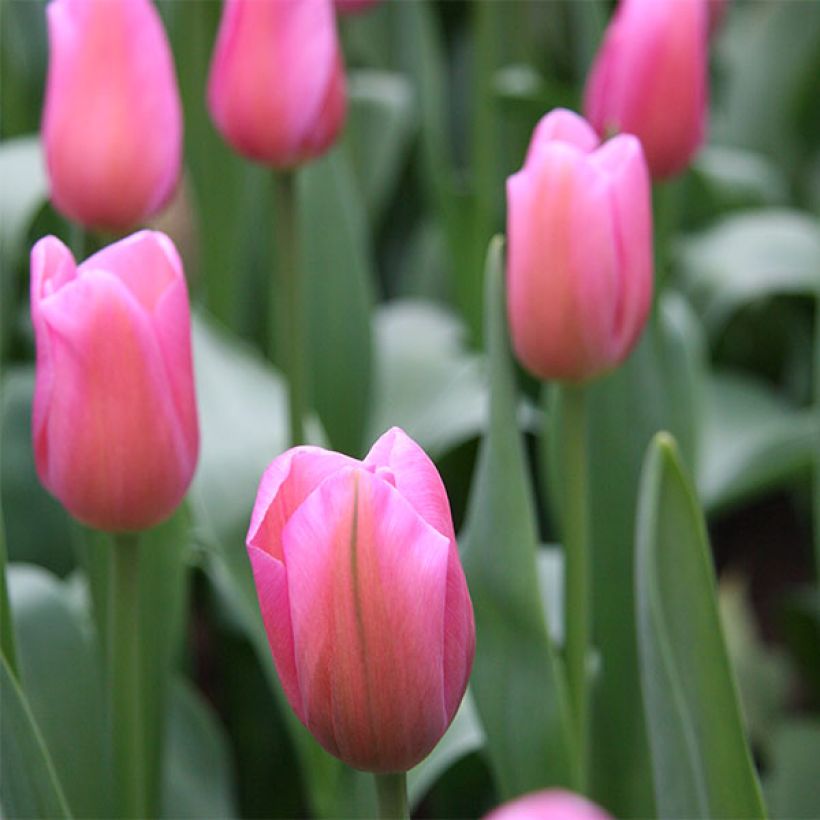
<box><xmin>1</xmin><ymin>0</ymin><xmax>819</xmax><ymax>817</ymax></box>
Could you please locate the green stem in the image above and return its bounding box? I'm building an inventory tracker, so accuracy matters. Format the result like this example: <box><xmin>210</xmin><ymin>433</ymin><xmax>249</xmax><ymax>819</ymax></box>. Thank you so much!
<box><xmin>109</xmin><ymin>532</ymin><xmax>145</xmax><ymax>819</ymax></box>
<box><xmin>0</xmin><ymin>522</ymin><xmax>18</xmax><ymax>676</ymax></box>
<box><xmin>70</xmin><ymin>222</ymin><xmax>86</xmax><ymax>260</ymax></box>
<box><xmin>272</xmin><ymin>171</ymin><xmax>306</xmax><ymax>446</ymax></box>
<box><xmin>374</xmin><ymin>772</ymin><xmax>409</xmax><ymax>820</ymax></box>
<box><xmin>561</xmin><ymin>382</ymin><xmax>590</xmax><ymax>787</ymax></box>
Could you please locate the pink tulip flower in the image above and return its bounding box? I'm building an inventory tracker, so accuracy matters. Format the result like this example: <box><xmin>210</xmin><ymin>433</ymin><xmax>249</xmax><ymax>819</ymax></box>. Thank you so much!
<box><xmin>246</xmin><ymin>427</ymin><xmax>475</xmax><ymax>772</ymax></box>
<box><xmin>485</xmin><ymin>789</ymin><xmax>612</xmax><ymax>820</ymax></box>
<box><xmin>506</xmin><ymin>108</ymin><xmax>652</xmax><ymax>383</ymax></box>
<box><xmin>583</xmin><ymin>0</ymin><xmax>708</xmax><ymax>179</ymax></box>
<box><xmin>335</xmin><ymin>0</ymin><xmax>381</xmax><ymax>14</ymax></box>
<box><xmin>208</xmin><ymin>0</ymin><xmax>346</xmax><ymax>167</ymax></box>
<box><xmin>30</xmin><ymin>231</ymin><xmax>198</xmax><ymax>532</ymax></box>
<box><xmin>42</xmin><ymin>0</ymin><xmax>182</xmax><ymax>231</ymax></box>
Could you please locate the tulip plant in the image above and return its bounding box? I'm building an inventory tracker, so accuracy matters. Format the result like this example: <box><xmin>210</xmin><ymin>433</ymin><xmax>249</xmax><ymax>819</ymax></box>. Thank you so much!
<box><xmin>2</xmin><ymin>0</ymin><xmax>819</xmax><ymax>819</ymax></box>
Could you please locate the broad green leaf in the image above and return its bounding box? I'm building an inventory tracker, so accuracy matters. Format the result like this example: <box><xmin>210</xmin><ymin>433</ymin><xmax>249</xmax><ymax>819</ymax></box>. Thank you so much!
<box><xmin>345</xmin><ymin>70</ymin><xmax>416</xmax><ymax>225</ymax></box>
<box><xmin>577</xmin><ymin>293</ymin><xmax>705</xmax><ymax>817</ymax></box>
<box><xmin>77</xmin><ymin>507</ymin><xmax>192</xmax><ymax>818</ymax></box>
<box><xmin>367</xmin><ymin>300</ymin><xmax>487</xmax><ymax>458</ymax></box>
<box><xmin>1</xmin><ymin>367</ymin><xmax>74</xmax><ymax>576</ymax></box>
<box><xmin>299</xmin><ymin>148</ymin><xmax>375</xmax><ymax>457</ymax></box>
<box><xmin>678</xmin><ymin>209</ymin><xmax>820</xmax><ymax>333</ymax></box>
<box><xmin>7</xmin><ymin>564</ymin><xmax>109</xmax><ymax>818</ymax></box>
<box><xmin>462</xmin><ymin>237</ymin><xmax>577</xmax><ymax>797</ymax></box>
<box><xmin>765</xmin><ymin>719</ymin><xmax>820</xmax><ymax>820</ymax></box>
<box><xmin>408</xmin><ymin>690</ymin><xmax>485</xmax><ymax>810</ymax></box>
<box><xmin>0</xmin><ymin>653</ymin><xmax>71</xmax><ymax>819</ymax></box>
<box><xmin>698</xmin><ymin>371</ymin><xmax>816</xmax><ymax>513</ymax></box>
<box><xmin>161</xmin><ymin>678</ymin><xmax>238</xmax><ymax>819</ymax></box>
<box><xmin>0</xmin><ymin>136</ymin><xmax>47</xmax><ymax>262</ymax></box>
<box><xmin>636</xmin><ymin>433</ymin><xmax>767</xmax><ymax>819</ymax></box>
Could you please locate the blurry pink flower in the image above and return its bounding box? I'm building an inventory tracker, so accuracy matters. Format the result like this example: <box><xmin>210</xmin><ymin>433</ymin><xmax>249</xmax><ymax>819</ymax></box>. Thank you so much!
<box><xmin>246</xmin><ymin>427</ymin><xmax>475</xmax><ymax>772</ymax></box>
<box><xmin>506</xmin><ymin>108</ymin><xmax>653</xmax><ymax>382</ymax></box>
<box><xmin>335</xmin><ymin>0</ymin><xmax>381</xmax><ymax>14</ymax></box>
<box><xmin>485</xmin><ymin>789</ymin><xmax>612</xmax><ymax>820</ymax></box>
<box><xmin>583</xmin><ymin>0</ymin><xmax>708</xmax><ymax>179</ymax></box>
<box><xmin>42</xmin><ymin>0</ymin><xmax>182</xmax><ymax>231</ymax></box>
<box><xmin>208</xmin><ymin>0</ymin><xmax>346</xmax><ymax>167</ymax></box>
<box><xmin>30</xmin><ymin>231</ymin><xmax>198</xmax><ymax>532</ymax></box>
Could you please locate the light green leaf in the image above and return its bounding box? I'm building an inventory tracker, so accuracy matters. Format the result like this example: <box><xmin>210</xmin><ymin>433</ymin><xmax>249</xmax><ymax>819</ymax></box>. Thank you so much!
<box><xmin>636</xmin><ymin>433</ymin><xmax>767</xmax><ymax>819</ymax></box>
<box><xmin>299</xmin><ymin>148</ymin><xmax>375</xmax><ymax>457</ymax></box>
<box><xmin>0</xmin><ymin>653</ymin><xmax>71</xmax><ymax>819</ymax></box>
<box><xmin>692</xmin><ymin>146</ymin><xmax>789</xmax><ymax>209</ymax></box>
<box><xmin>7</xmin><ymin>564</ymin><xmax>109</xmax><ymax>818</ymax></box>
<box><xmin>161</xmin><ymin>678</ymin><xmax>238</xmax><ymax>819</ymax></box>
<box><xmin>345</xmin><ymin>70</ymin><xmax>416</xmax><ymax>224</ymax></box>
<box><xmin>698</xmin><ymin>371</ymin><xmax>816</xmax><ymax>513</ymax></box>
<box><xmin>0</xmin><ymin>135</ymin><xmax>47</xmax><ymax>262</ymax></box>
<box><xmin>678</xmin><ymin>209</ymin><xmax>820</xmax><ymax>333</ymax></box>
<box><xmin>462</xmin><ymin>237</ymin><xmax>577</xmax><ymax>797</ymax></box>
<box><xmin>765</xmin><ymin>719</ymin><xmax>820</xmax><ymax>820</ymax></box>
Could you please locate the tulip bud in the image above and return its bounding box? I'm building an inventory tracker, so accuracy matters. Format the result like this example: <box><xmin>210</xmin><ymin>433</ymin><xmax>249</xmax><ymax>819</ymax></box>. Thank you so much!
<box><xmin>583</xmin><ymin>0</ymin><xmax>708</xmax><ymax>179</ymax></box>
<box><xmin>506</xmin><ymin>108</ymin><xmax>653</xmax><ymax>383</ymax></box>
<box><xmin>207</xmin><ymin>0</ymin><xmax>346</xmax><ymax>167</ymax></box>
<box><xmin>335</xmin><ymin>0</ymin><xmax>380</xmax><ymax>14</ymax></box>
<box><xmin>246</xmin><ymin>427</ymin><xmax>475</xmax><ymax>772</ymax></box>
<box><xmin>30</xmin><ymin>231</ymin><xmax>199</xmax><ymax>532</ymax></box>
<box><xmin>485</xmin><ymin>790</ymin><xmax>612</xmax><ymax>820</ymax></box>
<box><xmin>42</xmin><ymin>0</ymin><xmax>182</xmax><ymax>231</ymax></box>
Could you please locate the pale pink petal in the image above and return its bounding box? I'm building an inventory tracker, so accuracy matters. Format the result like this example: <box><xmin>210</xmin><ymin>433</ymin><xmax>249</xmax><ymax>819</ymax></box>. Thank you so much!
<box><xmin>485</xmin><ymin>789</ymin><xmax>612</xmax><ymax>820</ymax></box>
<box><xmin>525</xmin><ymin>108</ymin><xmax>599</xmax><ymax>166</ymax></box>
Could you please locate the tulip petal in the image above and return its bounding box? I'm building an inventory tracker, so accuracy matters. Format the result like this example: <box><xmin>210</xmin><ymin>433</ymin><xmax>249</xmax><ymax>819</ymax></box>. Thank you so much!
<box><xmin>246</xmin><ymin>447</ymin><xmax>356</xmax><ymax>561</ymax></box>
<box><xmin>36</xmin><ymin>269</ymin><xmax>192</xmax><ymax>530</ymax></box>
<box><xmin>284</xmin><ymin>467</ymin><xmax>450</xmax><ymax>772</ymax></box>
<box><xmin>525</xmin><ymin>108</ymin><xmax>599</xmax><ymax>165</ymax></box>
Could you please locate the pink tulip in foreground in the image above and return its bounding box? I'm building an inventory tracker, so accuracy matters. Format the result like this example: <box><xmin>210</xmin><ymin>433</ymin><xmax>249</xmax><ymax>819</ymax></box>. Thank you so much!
<box><xmin>43</xmin><ymin>0</ymin><xmax>182</xmax><ymax>231</ymax></box>
<box><xmin>208</xmin><ymin>0</ymin><xmax>346</xmax><ymax>167</ymax></box>
<box><xmin>30</xmin><ymin>231</ymin><xmax>198</xmax><ymax>532</ymax></box>
<box><xmin>506</xmin><ymin>108</ymin><xmax>652</xmax><ymax>383</ymax></box>
<box><xmin>246</xmin><ymin>428</ymin><xmax>475</xmax><ymax>772</ymax></box>
<box><xmin>583</xmin><ymin>0</ymin><xmax>708</xmax><ymax>179</ymax></box>
<box><xmin>485</xmin><ymin>790</ymin><xmax>612</xmax><ymax>820</ymax></box>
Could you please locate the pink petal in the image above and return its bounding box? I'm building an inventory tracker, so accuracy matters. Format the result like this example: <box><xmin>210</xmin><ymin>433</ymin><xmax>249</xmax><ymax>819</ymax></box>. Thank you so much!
<box><xmin>283</xmin><ymin>466</ymin><xmax>450</xmax><ymax>772</ymax></box>
<box><xmin>525</xmin><ymin>108</ymin><xmax>599</xmax><ymax>166</ymax></box>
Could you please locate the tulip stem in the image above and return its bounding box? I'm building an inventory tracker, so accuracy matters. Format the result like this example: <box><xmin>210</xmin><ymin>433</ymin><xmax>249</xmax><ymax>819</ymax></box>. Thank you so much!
<box><xmin>374</xmin><ymin>772</ymin><xmax>409</xmax><ymax>819</ymax></box>
<box><xmin>273</xmin><ymin>170</ymin><xmax>306</xmax><ymax>446</ymax></box>
<box><xmin>109</xmin><ymin>532</ymin><xmax>146</xmax><ymax>819</ymax></box>
<box><xmin>560</xmin><ymin>382</ymin><xmax>590</xmax><ymax>787</ymax></box>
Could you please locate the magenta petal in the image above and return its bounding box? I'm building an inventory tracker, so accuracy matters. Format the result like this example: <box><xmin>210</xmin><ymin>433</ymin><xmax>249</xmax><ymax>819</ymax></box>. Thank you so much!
<box><xmin>283</xmin><ymin>466</ymin><xmax>450</xmax><ymax>772</ymax></box>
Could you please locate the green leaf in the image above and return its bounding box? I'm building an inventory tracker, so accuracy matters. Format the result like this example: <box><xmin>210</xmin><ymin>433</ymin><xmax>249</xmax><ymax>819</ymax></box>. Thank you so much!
<box><xmin>299</xmin><ymin>148</ymin><xmax>375</xmax><ymax>456</ymax></box>
<box><xmin>765</xmin><ymin>719</ymin><xmax>820</xmax><ymax>820</ymax></box>
<box><xmin>0</xmin><ymin>135</ymin><xmax>47</xmax><ymax>262</ymax></box>
<box><xmin>462</xmin><ymin>237</ymin><xmax>577</xmax><ymax>797</ymax></box>
<box><xmin>698</xmin><ymin>371</ymin><xmax>816</xmax><ymax>513</ymax></box>
<box><xmin>161</xmin><ymin>678</ymin><xmax>238</xmax><ymax>819</ymax></box>
<box><xmin>367</xmin><ymin>300</ymin><xmax>487</xmax><ymax>458</ymax></box>
<box><xmin>678</xmin><ymin>209</ymin><xmax>820</xmax><ymax>333</ymax></box>
<box><xmin>0</xmin><ymin>653</ymin><xmax>71</xmax><ymax>819</ymax></box>
<box><xmin>636</xmin><ymin>433</ymin><xmax>767</xmax><ymax>819</ymax></box>
<box><xmin>7</xmin><ymin>564</ymin><xmax>109</xmax><ymax>818</ymax></box>
<box><xmin>345</xmin><ymin>70</ymin><xmax>416</xmax><ymax>225</ymax></box>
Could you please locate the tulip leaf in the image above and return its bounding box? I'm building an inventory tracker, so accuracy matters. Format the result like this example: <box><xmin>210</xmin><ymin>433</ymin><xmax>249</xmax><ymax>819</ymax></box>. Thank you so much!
<box><xmin>7</xmin><ymin>564</ymin><xmax>109</xmax><ymax>818</ymax></box>
<box><xmin>161</xmin><ymin>678</ymin><xmax>238</xmax><ymax>819</ymax></box>
<box><xmin>0</xmin><ymin>653</ymin><xmax>71</xmax><ymax>819</ymax></box>
<box><xmin>462</xmin><ymin>236</ymin><xmax>577</xmax><ymax>797</ymax></box>
<box><xmin>636</xmin><ymin>433</ymin><xmax>767</xmax><ymax>819</ymax></box>
<box><xmin>765</xmin><ymin>719</ymin><xmax>820</xmax><ymax>820</ymax></box>
<box><xmin>298</xmin><ymin>148</ymin><xmax>375</xmax><ymax>457</ymax></box>
<box><xmin>0</xmin><ymin>135</ymin><xmax>47</xmax><ymax>263</ymax></box>
<box><xmin>678</xmin><ymin>209</ymin><xmax>820</xmax><ymax>333</ymax></box>
<box><xmin>697</xmin><ymin>371</ymin><xmax>816</xmax><ymax>513</ymax></box>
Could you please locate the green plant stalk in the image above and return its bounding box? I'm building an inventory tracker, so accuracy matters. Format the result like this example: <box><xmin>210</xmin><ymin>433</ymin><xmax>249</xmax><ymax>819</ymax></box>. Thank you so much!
<box><xmin>109</xmin><ymin>532</ymin><xmax>146</xmax><ymax>819</ymax></box>
<box><xmin>273</xmin><ymin>170</ymin><xmax>306</xmax><ymax>446</ymax></box>
<box><xmin>374</xmin><ymin>772</ymin><xmax>409</xmax><ymax>820</ymax></box>
<box><xmin>561</xmin><ymin>382</ymin><xmax>590</xmax><ymax>786</ymax></box>
<box><xmin>815</xmin><ymin>292</ymin><xmax>820</xmax><ymax>581</ymax></box>
<box><xmin>0</xmin><ymin>519</ymin><xmax>18</xmax><ymax>676</ymax></box>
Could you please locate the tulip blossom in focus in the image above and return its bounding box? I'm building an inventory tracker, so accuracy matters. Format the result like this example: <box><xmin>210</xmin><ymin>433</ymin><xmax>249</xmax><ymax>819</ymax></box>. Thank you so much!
<box><xmin>583</xmin><ymin>0</ymin><xmax>708</xmax><ymax>179</ymax></box>
<box><xmin>30</xmin><ymin>231</ymin><xmax>198</xmax><ymax>532</ymax></box>
<box><xmin>246</xmin><ymin>427</ymin><xmax>475</xmax><ymax>772</ymax></box>
<box><xmin>506</xmin><ymin>108</ymin><xmax>653</xmax><ymax>383</ymax></box>
<box><xmin>208</xmin><ymin>0</ymin><xmax>346</xmax><ymax>166</ymax></box>
<box><xmin>42</xmin><ymin>0</ymin><xmax>182</xmax><ymax>231</ymax></box>
<box><xmin>485</xmin><ymin>790</ymin><xmax>613</xmax><ymax>820</ymax></box>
